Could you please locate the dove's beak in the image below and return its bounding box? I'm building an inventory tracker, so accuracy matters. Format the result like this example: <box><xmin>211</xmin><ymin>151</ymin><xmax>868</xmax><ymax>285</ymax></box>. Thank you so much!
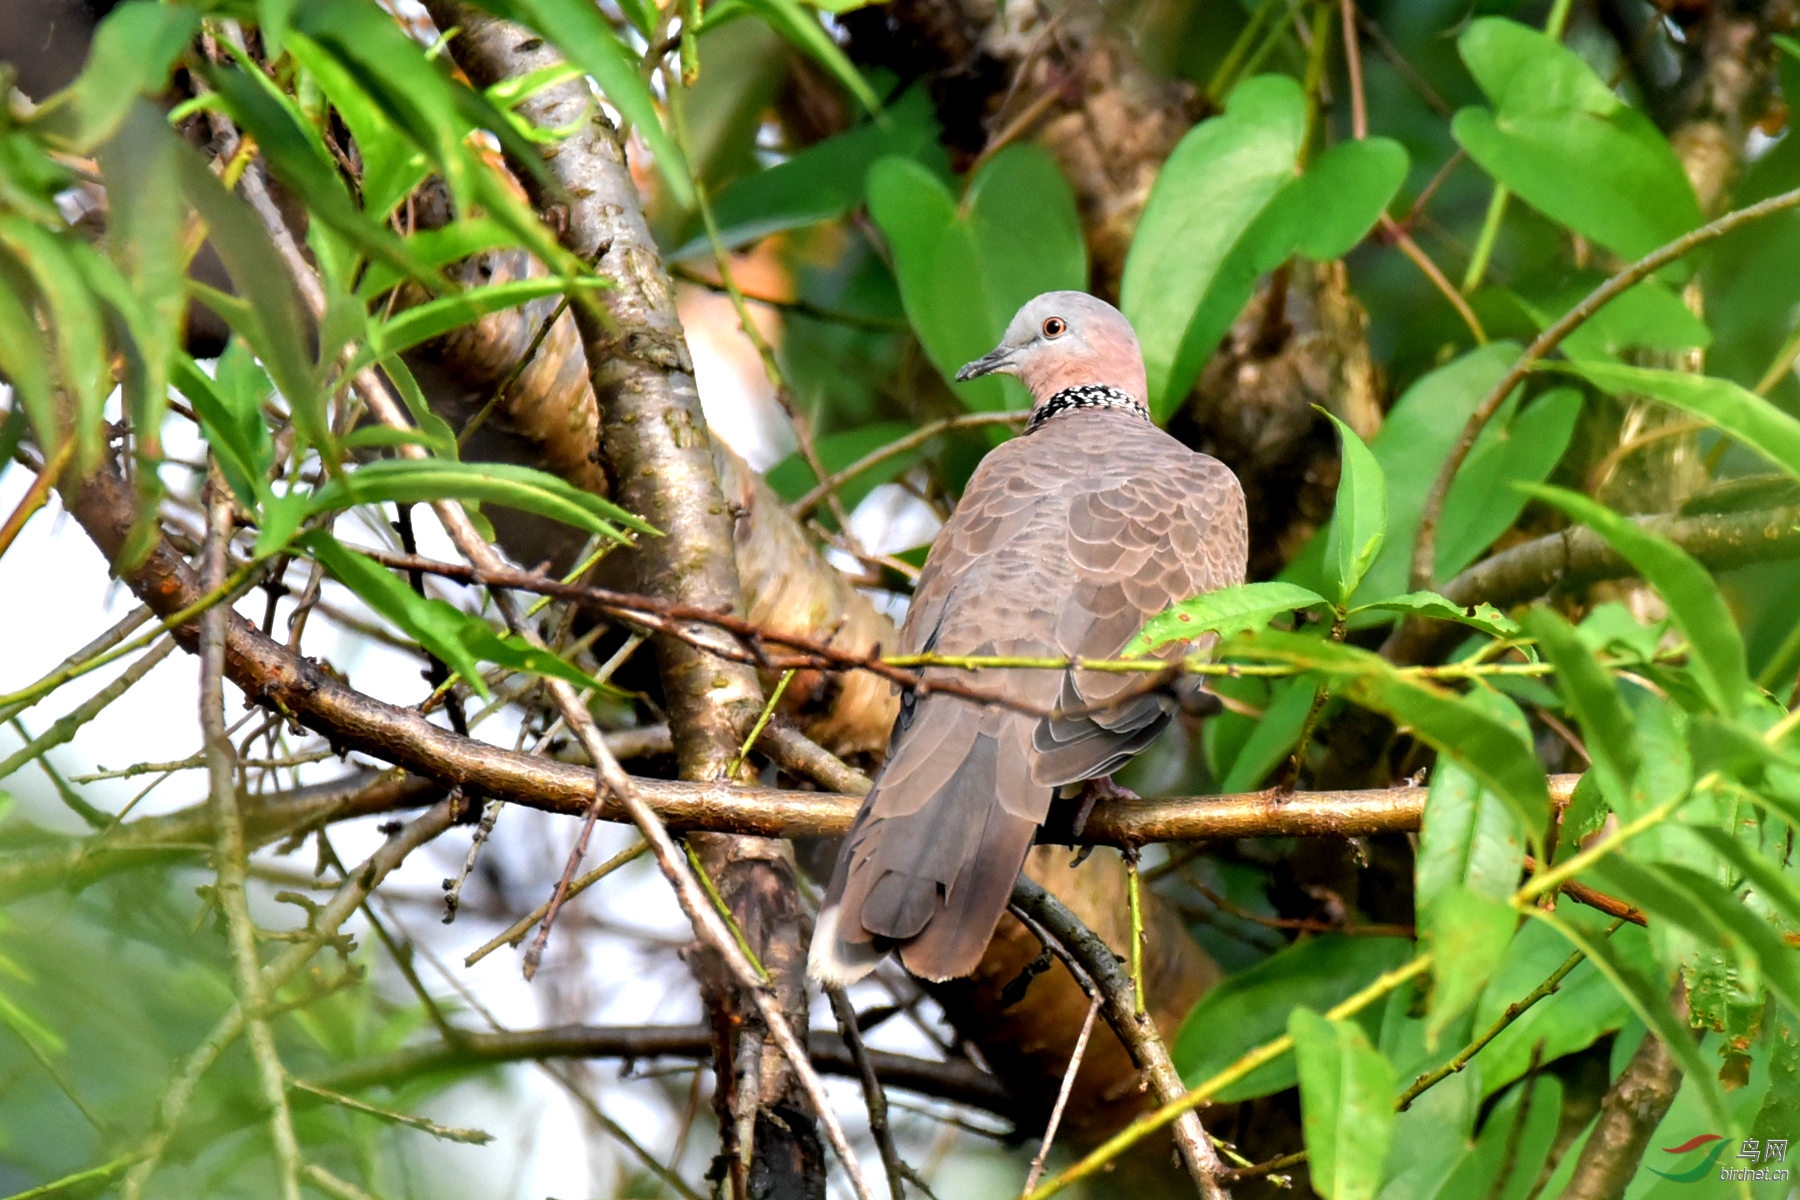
<box><xmin>956</xmin><ymin>345</ymin><xmax>1017</xmax><ymax>382</ymax></box>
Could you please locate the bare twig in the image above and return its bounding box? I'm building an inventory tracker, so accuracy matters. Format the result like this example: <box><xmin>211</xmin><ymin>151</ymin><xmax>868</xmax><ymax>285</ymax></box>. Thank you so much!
<box><xmin>1010</xmin><ymin>875</ymin><xmax>1232</xmax><ymax>1199</ymax></box>
<box><xmin>1556</xmin><ymin>1031</ymin><xmax>1685</xmax><ymax>1200</ymax></box>
<box><xmin>1023</xmin><ymin>995</ymin><xmax>1100</xmax><ymax>1194</ymax></box>
<box><xmin>828</xmin><ymin>986</ymin><xmax>926</xmax><ymax>1200</ymax></box>
<box><xmin>197</xmin><ymin>478</ymin><xmax>301</xmax><ymax>1200</ymax></box>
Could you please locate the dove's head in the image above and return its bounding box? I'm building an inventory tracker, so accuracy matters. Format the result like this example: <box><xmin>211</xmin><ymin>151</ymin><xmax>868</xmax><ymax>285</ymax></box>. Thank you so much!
<box><xmin>955</xmin><ymin>291</ymin><xmax>1148</xmax><ymax>411</ymax></box>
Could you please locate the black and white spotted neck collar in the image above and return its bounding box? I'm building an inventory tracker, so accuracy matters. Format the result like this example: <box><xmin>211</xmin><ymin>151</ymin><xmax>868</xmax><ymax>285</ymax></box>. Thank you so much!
<box><xmin>1023</xmin><ymin>384</ymin><xmax>1150</xmax><ymax>435</ymax></box>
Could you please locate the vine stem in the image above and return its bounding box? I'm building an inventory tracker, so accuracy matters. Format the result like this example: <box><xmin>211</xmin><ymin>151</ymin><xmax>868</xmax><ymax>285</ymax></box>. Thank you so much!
<box><xmin>1409</xmin><ymin>182</ymin><xmax>1800</xmax><ymax>592</ymax></box>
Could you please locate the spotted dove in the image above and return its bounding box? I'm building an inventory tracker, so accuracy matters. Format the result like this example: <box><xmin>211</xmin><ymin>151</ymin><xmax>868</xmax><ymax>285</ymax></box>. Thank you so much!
<box><xmin>808</xmin><ymin>292</ymin><xmax>1248</xmax><ymax>984</ymax></box>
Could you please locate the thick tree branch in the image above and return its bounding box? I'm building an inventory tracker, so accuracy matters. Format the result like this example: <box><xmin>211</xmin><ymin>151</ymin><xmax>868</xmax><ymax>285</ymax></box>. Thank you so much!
<box><xmin>421</xmin><ymin>9</ymin><xmax>830</xmax><ymax>1195</ymax></box>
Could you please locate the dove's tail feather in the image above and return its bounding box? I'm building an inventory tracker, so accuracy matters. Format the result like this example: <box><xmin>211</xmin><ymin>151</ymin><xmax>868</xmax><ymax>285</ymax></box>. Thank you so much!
<box><xmin>808</xmin><ymin>698</ymin><xmax>1050</xmax><ymax>984</ymax></box>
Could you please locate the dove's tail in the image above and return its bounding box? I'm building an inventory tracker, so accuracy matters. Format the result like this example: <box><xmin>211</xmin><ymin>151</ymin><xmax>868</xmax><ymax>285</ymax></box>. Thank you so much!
<box><xmin>808</xmin><ymin>697</ymin><xmax>1049</xmax><ymax>984</ymax></box>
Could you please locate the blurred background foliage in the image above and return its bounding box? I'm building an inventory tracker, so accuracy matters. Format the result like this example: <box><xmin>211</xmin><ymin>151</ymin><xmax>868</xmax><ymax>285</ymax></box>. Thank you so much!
<box><xmin>6</xmin><ymin>0</ymin><xmax>1800</xmax><ymax>1197</ymax></box>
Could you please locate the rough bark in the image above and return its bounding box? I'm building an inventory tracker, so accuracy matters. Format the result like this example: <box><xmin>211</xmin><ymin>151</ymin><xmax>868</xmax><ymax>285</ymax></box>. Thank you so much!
<box><xmin>417</xmin><ymin>9</ymin><xmax>823</xmax><ymax>1193</ymax></box>
<box><xmin>1555</xmin><ymin>1033</ymin><xmax>1684</xmax><ymax>1200</ymax></box>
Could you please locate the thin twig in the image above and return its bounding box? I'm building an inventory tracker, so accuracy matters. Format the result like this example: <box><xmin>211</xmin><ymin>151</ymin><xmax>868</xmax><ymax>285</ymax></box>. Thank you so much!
<box><xmin>792</xmin><ymin>412</ymin><xmax>1026</xmax><ymax>519</ymax></box>
<box><xmin>828</xmin><ymin>986</ymin><xmax>927</xmax><ymax>1200</ymax></box>
<box><xmin>465</xmin><ymin>839</ymin><xmax>649</xmax><ymax>967</ymax></box>
<box><xmin>1010</xmin><ymin>875</ymin><xmax>1232</xmax><ymax>1199</ymax></box>
<box><xmin>1022</xmin><ymin>995</ymin><xmax>1100</xmax><ymax>1194</ymax></box>
<box><xmin>198</xmin><ymin>477</ymin><xmax>302</xmax><ymax>1200</ymax></box>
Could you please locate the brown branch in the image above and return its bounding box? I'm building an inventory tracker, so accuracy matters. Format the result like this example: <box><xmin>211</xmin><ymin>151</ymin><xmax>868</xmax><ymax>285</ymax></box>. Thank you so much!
<box><xmin>1556</xmin><ymin>1032</ymin><xmax>1685</xmax><ymax>1200</ymax></box>
<box><xmin>423</xmin><ymin>9</ymin><xmax>842</xmax><ymax>1196</ymax></box>
<box><xmin>1409</xmin><ymin>182</ymin><xmax>1800</xmax><ymax>592</ymax></box>
<box><xmin>312</xmin><ymin>1022</ymin><xmax>1013</xmax><ymax>1116</ymax></box>
<box><xmin>1385</xmin><ymin>503</ymin><xmax>1800</xmax><ymax>664</ymax></box>
<box><xmin>1010</xmin><ymin>875</ymin><xmax>1231</xmax><ymax>1198</ymax></box>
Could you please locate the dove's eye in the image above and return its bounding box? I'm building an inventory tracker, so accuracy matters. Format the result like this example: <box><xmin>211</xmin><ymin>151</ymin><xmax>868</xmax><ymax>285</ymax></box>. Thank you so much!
<box><xmin>1041</xmin><ymin>316</ymin><xmax>1067</xmax><ymax>338</ymax></box>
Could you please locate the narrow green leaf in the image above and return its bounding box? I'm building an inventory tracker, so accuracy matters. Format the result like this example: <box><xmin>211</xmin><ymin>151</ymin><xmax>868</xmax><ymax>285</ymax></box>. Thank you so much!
<box><xmin>174</xmin><ymin>352</ymin><xmax>274</xmax><ymax>510</ymax></box>
<box><xmin>1320</xmin><ymin>411</ymin><xmax>1387</xmax><ymax>608</ymax></box>
<box><xmin>1425</xmin><ymin>886</ymin><xmax>1519</xmax><ymax>1044</ymax></box>
<box><xmin>1289</xmin><ymin>1008</ymin><xmax>1398</xmax><ymax>1200</ymax></box>
<box><xmin>1524</xmin><ymin>607</ymin><xmax>1643</xmax><ymax>814</ymax></box>
<box><xmin>737</xmin><ymin>0</ymin><xmax>881</xmax><ymax>114</ymax></box>
<box><xmin>1174</xmin><ymin>935</ymin><xmax>1413</xmax><ymax>1102</ymax></box>
<box><xmin>1525</xmin><ymin>485</ymin><xmax>1749</xmax><ymax>716</ymax></box>
<box><xmin>0</xmin><ymin>251</ymin><xmax>58</xmax><ymax>461</ymax></box>
<box><xmin>1349</xmin><ymin>592</ymin><xmax>1519</xmax><ymax>640</ymax></box>
<box><xmin>285</xmin><ymin>31</ymin><xmax>432</xmax><ymax>222</ymax></box>
<box><xmin>201</xmin><ymin>59</ymin><xmax>438</xmax><ymax>289</ymax></box>
<box><xmin>1526</xmin><ymin>908</ymin><xmax>1729</xmax><ymax>1127</ymax></box>
<box><xmin>277</xmin><ymin>459</ymin><xmax>658</xmax><ymax>559</ymax></box>
<box><xmin>31</xmin><ymin>2</ymin><xmax>198</xmax><ymax>151</ymax></box>
<box><xmin>1437</xmin><ymin>386</ymin><xmax>1582</xmax><ymax>579</ymax></box>
<box><xmin>0</xmin><ymin>217</ymin><xmax>109</xmax><ymax>471</ymax></box>
<box><xmin>359</xmin><ymin>277</ymin><xmax>608</xmax><ymax>367</ymax></box>
<box><xmin>1690</xmin><ymin>825</ymin><xmax>1800</xmax><ymax>932</ymax></box>
<box><xmin>1219</xmin><ymin>677</ymin><xmax>1321</xmax><ymax>793</ymax></box>
<box><xmin>1283</xmin><ymin>342</ymin><xmax>1521</xmax><ymax>598</ymax></box>
<box><xmin>301</xmin><ymin>530</ymin><xmax>489</xmax><ymax>697</ymax></box>
<box><xmin>1560</xmin><ymin>360</ymin><xmax>1800</xmax><ymax>485</ymax></box>
<box><xmin>1233</xmin><ymin>629</ymin><xmax>1550</xmax><ymax>845</ymax></box>
<box><xmin>496</xmin><ymin>0</ymin><xmax>695</xmax><ymax>207</ymax></box>
<box><xmin>1128</xmin><ymin>581</ymin><xmax>1329</xmax><ymax>656</ymax></box>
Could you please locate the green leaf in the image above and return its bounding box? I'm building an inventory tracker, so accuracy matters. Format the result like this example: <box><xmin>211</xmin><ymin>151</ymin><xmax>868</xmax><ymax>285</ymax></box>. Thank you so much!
<box><xmin>867</xmin><ymin>145</ymin><xmax>1086</xmax><ymax>411</ymax></box>
<box><xmin>1290</xmin><ymin>1008</ymin><xmax>1397</xmax><ymax>1200</ymax></box>
<box><xmin>1121</xmin><ymin>75</ymin><xmax>1406</xmax><ymax>417</ymax></box>
<box><xmin>1436</xmin><ymin>387</ymin><xmax>1582</xmax><ymax>579</ymax></box>
<box><xmin>301</xmin><ymin>531</ymin><xmax>489</xmax><ymax>697</ymax></box>
<box><xmin>267</xmin><ymin>460</ymin><xmax>657</xmax><ymax>558</ymax></box>
<box><xmin>735</xmin><ymin>0</ymin><xmax>881</xmax><ymax>115</ymax></box>
<box><xmin>1320</xmin><ymin>411</ymin><xmax>1387</xmax><ymax>608</ymax></box>
<box><xmin>170</xmin><ymin>139</ymin><xmax>326</xmax><ymax>455</ymax></box>
<box><xmin>356</xmin><ymin>219</ymin><xmax>517</xmax><ymax>301</ymax></box>
<box><xmin>93</xmin><ymin>104</ymin><xmax>185</xmax><ymax>476</ymax></box>
<box><xmin>1230</xmin><ymin>630</ymin><xmax>1550</xmax><ymax>846</ymax></box>
<box><xmin>1219</xmin><ymin>677</ymin><xmax>1321</xmax><ymax>793</ymax></box>
<box><xmin>0</xmin><ymin>217</ymin><xmax>109</xmax><ymax>471</ymax></box>
<box><xmin>1525</xmin><ymin>607</ymin><xmax>1643</xmax><ymax>814</ymax></box>
<box><xmin>1128</xmin><ymin>581</ymin><xmax>1329</xmax><ymax>656</ymax></box>
<box><xmin>1416</xmin><ymin>688</ymin><xmax>1528</xmax><ymax>1039</ymax></box>
<box><xmin>0</xmin><ymin>251</ymin><xmax>58</xmax><ymax>464</ymax></box>
<box><xmin>1349</xmin><ymin>592</ymin><xmax>1520</xmax><ymax>640</ymax></box>
<box><xmin>1173</xmin><ymin>935</ymin><xmax>1413</xmax><ymax>1102</ymax></box>
<box><xmin>286</xmin><ymin>31</ymin><xmax>432</xmax><ymax>222</ymax></box>
<box><xmin>1417</xmin><ymin>687</ymin><xmax>1530</xmax><ymax>912</ymax></box>
<box><xmin>494</xmin><ymin>0</ymin><xmax>695</xmax><ymax>207</ymax></box>
<box><xmin>298</xmin><ymin>532</ymin><xmax>621</xmax><ymax>700</ymax></box>
<box><xmin>675</xmin><ymin>88</ymin><xmax>944</xmax><ymax>258</ymax></box>
<box><xmin>1424</xmin><ymin>886</ymin><xmax>1519</xmax><ymax>1045</ymax></box>
<box><xmin>1473</xmin><ymin>914</ymin><xmax>1643</xmax><ymax>1098</ymax></box>
<box><xmin>31</xmin><ymin>2</ymin><xmax>198</xmax><ymax>151</ymax></box>
<box><xmin>1451</xmin><ymin>18</ymin><xmax>1702</xmax><ymax>262</ymax></box>
<box><xmin>1527</xmin><ymin>907</ymin><xmax>1729</xmax><ymax>1127</ymax></box>
<box><xmin>1590</xmin><ymin>854</ymin><xmax>1800</xmax><ymax>1016</ymax></box>
<box><xmin>358</xmin><ymin>276</ymin><xmax>608</xmax><ymax>367</ymax></box>
<box><xmin>200</xmin><ymin>58</ymin><xmax>437</xmax><ymax>289</ymax></box>
<box><xmin>1283</xmin><ymin>342</ymin><xmax>1521</xmax><ymax>598</ymax></box>
<box><xmin>1560</xmin><ymin>360</ymin><xmax>1800</xmax><ymax>485</ymax></box>
<box><xmin>1689</xmin><ymin>825</ymin><xmax>1800</xmax><ymax>932</ymax></box>
<box><xmin>174</xmin><ymin>351</ymin><xmax>274</xmax><ymax>511</ymax></box>
<box><xmin>1553</xmin><ymin>278</ymin><xmax>1712</xmax><ymax>364</ymax></box>
<box><xmin>1525</xmin><ymin>485</ymin><xmax>1749</xmax><ymax>716</ymax></box>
